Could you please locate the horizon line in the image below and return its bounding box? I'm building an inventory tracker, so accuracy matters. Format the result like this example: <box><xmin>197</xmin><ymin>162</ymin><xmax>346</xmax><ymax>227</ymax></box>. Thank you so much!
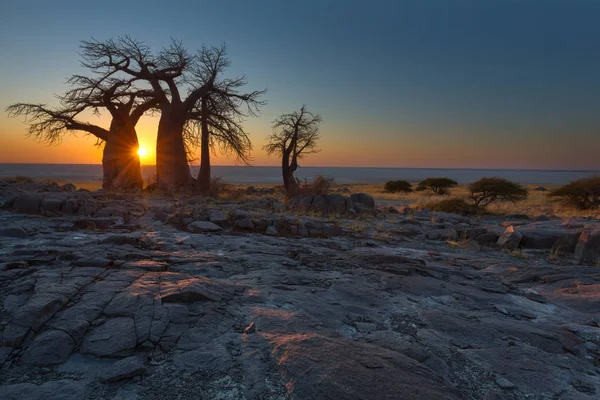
<box><xmin>0</xmin><ymin>162</ymin><xmax>598</xmax><ymax>173</ymax></box>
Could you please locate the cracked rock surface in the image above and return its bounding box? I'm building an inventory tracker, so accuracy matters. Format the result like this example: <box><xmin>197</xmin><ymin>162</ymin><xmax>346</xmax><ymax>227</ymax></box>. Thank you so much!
<box><xmin>1</xmin><ymin>181</ymin><xmax>599</xmax><ymax>399</ymax></box>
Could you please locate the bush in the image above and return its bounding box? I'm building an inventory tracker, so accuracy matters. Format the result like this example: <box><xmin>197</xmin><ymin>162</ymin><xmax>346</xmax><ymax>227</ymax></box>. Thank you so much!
<box><xmin>416</xmin><ymin>177</ymin><xmax>458</xmax><ymax>195</ymax></box>
<box><xmin>384</xmin><ymin>180</ymin><xmax>413</xmax><ymax>193</ymax></box>
<box><xmin>300</xmin><ymin>175</ymin><xmax>334</xmax><ymax>196</ymax></box>
<box><xmin>468</xmin><ymin>177</ymin><xmax>528</xmax><ymax>206</ymax></box>
<box><xmin>208</xmin><ymin>177</ymin><xmax>228</xmax><ymax>198</ymax></box>
<box><xmin>549</xmin><ymin>176</ymin><xmax>600</xmax><ymax>209</ymax></box>
<box><xmin>424</xmin><ymin>198</ymin><xmax>485</xmax><ymax>216</ymax></box>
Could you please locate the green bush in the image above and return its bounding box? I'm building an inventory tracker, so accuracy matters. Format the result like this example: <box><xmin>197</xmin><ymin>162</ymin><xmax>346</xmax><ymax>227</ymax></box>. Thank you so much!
<box><xmin>416</xmin><ymin>177</ymin><xmax>458</xmax><ymax>195</ymax></box>
<box><xmin>384</xmin><ymin>180</ymin><xmax>413</xmax><ymax>193</ymax></box>
<box><xmin>549</xmin><ymin>176</ymin><xmax>600</xmax><ymax>209</ymax></box>
<box><xmin>424</xmin><ymin>198</ymin><xmax>485</xmax><ymax>216</ymax></box>
<box><xmin>468</xmin><ymin>177</ymin><xmax>528</xmax><ymax>206</ymax></box>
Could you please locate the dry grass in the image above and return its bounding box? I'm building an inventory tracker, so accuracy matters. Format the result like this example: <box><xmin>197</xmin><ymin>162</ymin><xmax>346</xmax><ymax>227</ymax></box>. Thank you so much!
<box><xmin>337</xmin><ymin>183</ymin><xmax>600</xmax><ymax>219</ymax></box>
<box><xmin>9</xmin><ymin>176</ymin><xmax>599</xmax><ymax>219</ymax></box>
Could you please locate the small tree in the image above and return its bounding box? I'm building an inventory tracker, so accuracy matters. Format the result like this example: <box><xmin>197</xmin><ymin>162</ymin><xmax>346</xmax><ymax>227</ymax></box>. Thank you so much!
<box><xmin>416</xmin><ymin>177</ymin><xmax>457</xmax><ymax>195</ymax></box>
<box><xmin>549</xmin><ymin>176</ymin><xmax>600</xmax><ymax>209</ymax></box>
<box><xmin>384</xmin><ymin>180</ymin><xmax>413</xmax><ymax>193</ymax></box>
<box><xmin>263</xmin><ymin>106</ymin><xmax>321</xmax><ymax>196</ymax></box>
<box><xmin>469</xmin><ymin>177</ymin><xmax>528</xmax><ymax>206</ymax></box>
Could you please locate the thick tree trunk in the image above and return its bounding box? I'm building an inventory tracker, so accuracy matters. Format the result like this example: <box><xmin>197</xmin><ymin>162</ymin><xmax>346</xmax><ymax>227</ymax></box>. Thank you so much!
<box><xmin>282</xmin><ymin>154</ymin><xmax>298</xmax><ymax>197</ymax></box>
<box><xmin>156</xmin><ymin>105</ymin><xmax>192</xmax><ymax>189</ymax></box>
<box><xmin>196</xmin><ymin>98</ymin><xmax>211</xmax><ymax>194</ymax></box>
<box><xmin>102</xmin><ymin>121</ymin><xmax>143</xmax><ymax>191</ymax></box>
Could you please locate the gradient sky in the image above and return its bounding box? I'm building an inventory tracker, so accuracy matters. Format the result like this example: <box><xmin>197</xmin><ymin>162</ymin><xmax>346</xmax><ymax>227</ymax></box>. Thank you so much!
<box><xmin>1</xmin><ymin>0</ymin><xmax>599</xmax><ymax>169</ymax></box>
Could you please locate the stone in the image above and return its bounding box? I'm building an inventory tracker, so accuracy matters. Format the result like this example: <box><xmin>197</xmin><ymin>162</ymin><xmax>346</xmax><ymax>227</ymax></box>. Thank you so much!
<box><xmin>323</xmin><ymin>194</ymin><xmax>351</xmax><ymax>214</ymax></box>
<box><xmin>0</xmin><ymin>380</ymin><xmax>92</xmax><ymax>400</ymax></box>
<box><xmin>236</xmin><ymin>218</ymin><xmax>255</xmax><ymax>229</ymax></box>
<box><xmin>519</xmin><ymin>227</ymin><xmax>580</xmax><ymax>250</ymax></box>
<box><xmin>426</xmin><ymin>228</ymin><xmax>457</xmax><ymax>241</ymax></box>
<box><xmin>100</xmin><ymin>356</ymin><xmax>147</xmax><ymax>383</ymax></box>
<box><xmin>265</xmin><ymin>226</ymin><xmax>278</xmax><ymax>236</ymax></box>
<box><xmin>12</xmin><ymin>193</ymin><xmax>44</xmax><ymax>213</ymax></box>
<box><xmin>173</xmin><ymin>343</ymin><xmax>232</xmax><ymax>373</ymax></box>
<box><xmin>187</xmin><ymin>221</ymin><xmax>223</xmax><ymax>233</ymax></box>
<box><xmin>350</xmin><ymin>193</ymin><xmax>375</xmax><ymax>209</ymax></box>
<box><xmin>208</xmin><ymin>209</ymin><xmax>228</xmax><ymax>226</ymax></box>
<box><xmin>287</xmin><ymin>195</ymin><xmax>314</xmax><ymax>212</ymax></box>
<box><xmin>495</xmin><ymin>377</ymin><xmax>515</xmax><ymax>389</ymax></box>
<box><xmin>310</xmin><ymin>195</ymin><xmax>329</xmax><ymax>215</ymax></box>
<box><xmin>575</xmin><ymin>229</ymin><xmax>600</xmax><ymax>264</ymax></box>
<box><xmin>41</xmin><ymin>197</ymin><xmax>64</xmax><ymax>213</ymax></box>
<box><xmin>0</xmin><ymin>227</ymin><xmax>30</xmax><ymax>238</ymax></box>
<box><xmin>22</xmin><ymin>330</ymin><xmax>74</xmax><ymax>365</ymax></box>
<box><xmin>13</xmin><ymin>293</ymin><xmax>69</xmax><ymax>330</ymax></box>
<box><xmin>497</xmin><ymin>225</ymin><xmax>523</xmax><ymax>250</ymax></box>
<box><xmin>80</xmin><ymin>317</ymin><xmax>137</xmax><ymax>357</ymax></box>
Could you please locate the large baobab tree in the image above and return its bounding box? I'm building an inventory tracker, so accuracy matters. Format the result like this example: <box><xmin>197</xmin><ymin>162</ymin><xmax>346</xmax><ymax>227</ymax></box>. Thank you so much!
<box><xmin>263</xmin><ymin>106</ymin><xmax>322</xmax><ymax>196</ymax></box>
<box><xmin>79</xmin><ymin>38</ymin><xmax>258</xmax><ymax>190</ymax></box>
<box><xmin>7</xmin><ymin>80</ymin><xmax>156</xmax><ymax>190</ymax></box>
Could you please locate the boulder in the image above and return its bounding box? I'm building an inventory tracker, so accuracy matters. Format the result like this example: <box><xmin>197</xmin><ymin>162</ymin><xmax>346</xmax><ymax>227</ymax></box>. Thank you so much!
<box><xmin>13</xmin><ymin>193</ymin><xmax>44</xmax><ymax>213</ymax></box>
<box><xmin>497</xmin><ymin>225</ymin><xmax>523</xmax><ymax>250</ymax></box>
<box><xmin>41</xmin><ymin>196</ymin><xmax>64</xmax><ymax>213</ymax></box>
<box><xmin>310</xmin><ymin>195</ymin><xmax>329</xmax><ymax>215</ymax></box>
<box><xmin>187</xmin><ymin>221</ymin><xmax>223</xmax><ymax>233</ymax></box>
<box><xmin>519</xmin><ymin>227</ymin><xmax>580</xmax><ymax>251</ymax></box>
<box><xmin>288</xmin><ymin>195</ymin><xmax>314</xmax><ymax>213</ymax></box>
<box><xmin>236</xmin><ymin>218</ymin><xmax>255</xmax><ymax>230</ymax></box>
<box><xmin>426</xmin><ymin>228</ymin><xmax>458</xmax><ymax>241</ymax></box>
<box><xmin>323</xmin><ymin>194</ymin><xmax>351</xmax><ymax>214</ymax></box>
<box><xmin>22</xmin><ymin>330</ymin><xmax>74</xmax><ymax>365</ymax></box>
<box><xmin>265</xmin><ymin>226</ymin><xmax>279</xmax><ymax>236</ymax></box>
<box><xmin>208</xmin><ymin>209</ymin><xmax>228</xmax><ymax>226</ymax></box>
<box><xmin>575</xmin><ymin>229</ymin><xmax>600</xmax><ymax>264</ymax></box>
<box><xmin>80</xmin><ymin>317</ymin><xmax>137</xmax><ymax>357</ymax></box>
<box><xmin>100</xmin><ymin>356</ymin><xmax>146</xmax><ymax>383</ymax></box>
<box><xmin>0</xmin><ymin>227</ymin><xmax>30</xmax><ymax>239</ymax></box>
<box><xmin>350</xmin><ymin>193</ymin><xmax>375</xmax><ymax>209</ymax></box>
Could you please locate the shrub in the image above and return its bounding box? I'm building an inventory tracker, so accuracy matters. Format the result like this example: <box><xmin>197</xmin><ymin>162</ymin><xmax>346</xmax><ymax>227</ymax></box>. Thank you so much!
<box><xmin>468</xmin><ymin>177</ymin><xmax>528</xmax><ymax>206</ymax></box>
<box><xmin>549</xmin><ymin>176</ymin><xmax>600</xmax><ymax>209</ymax></box>
<box><xmin>300</xmin><ymin>175</ymin><xmax>334</xmax><ymax>196</ymax></box>
<box><xmin>416</xmin><ymin>177</ymin><xmax>458</xmax><ymax>195</ymax></box>
<box><xmin>384</xmin><ymin>180</ymin><xmax>413</xmax><ymax>193</ymax></box>
<box><xmin>208</xmin><ymin>177</ymin><xmax>228</xmax><ymax>198</ymax></box>
<box><xmin>424</xmin><ymin>198</ymin><xmax>485</xmax><ymax>216</ymax></box>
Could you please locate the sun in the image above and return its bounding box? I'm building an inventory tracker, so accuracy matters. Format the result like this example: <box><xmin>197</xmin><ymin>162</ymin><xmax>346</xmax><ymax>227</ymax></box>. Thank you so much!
<box><xmin>137</xmin><ymin>147</ymin><xmax>148</xmax><ymax>158</ymax></box>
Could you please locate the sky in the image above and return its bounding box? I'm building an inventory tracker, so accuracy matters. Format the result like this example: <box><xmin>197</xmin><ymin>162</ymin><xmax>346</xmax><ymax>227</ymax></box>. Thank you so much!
<box><xmin>0</xmin><ymin>0</ymin><xmax>599</xmax><ymax>170</ymax></box>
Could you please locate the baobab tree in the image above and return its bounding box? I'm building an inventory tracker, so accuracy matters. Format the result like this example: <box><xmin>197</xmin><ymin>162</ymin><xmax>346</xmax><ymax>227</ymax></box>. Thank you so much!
<box><xmin>263</xmin><ymin>106</ymin><xmax>322</xmax><ymax>196</ymax></box>
<box><xmin>189</xmin><ymin>75</ymin><xmax>266</xmax><ymax>194</ymax></box>
<box><xmin>7</xmin><ymin>79</ymin><xmax>156</xmax><ymax>190</ymax></box>
<box><xmin>79</xmin><ymin>38</ymin><xmax>262</xmax><ymax>190</ymax></box>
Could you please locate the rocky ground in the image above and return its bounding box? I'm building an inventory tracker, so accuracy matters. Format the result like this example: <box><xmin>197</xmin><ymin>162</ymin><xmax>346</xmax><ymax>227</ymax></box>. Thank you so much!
<box><xmin>0</xmin><ymin>179</ymin><xmax>599</xmax><ymax>400</ymax></box>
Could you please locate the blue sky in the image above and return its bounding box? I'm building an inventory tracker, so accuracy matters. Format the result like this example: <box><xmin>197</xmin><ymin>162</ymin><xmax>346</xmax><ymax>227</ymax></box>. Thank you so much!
<box><xmin>1</xmin><ymin>0</ymin><xmax>599</xmax><ymax>169</ymax></box>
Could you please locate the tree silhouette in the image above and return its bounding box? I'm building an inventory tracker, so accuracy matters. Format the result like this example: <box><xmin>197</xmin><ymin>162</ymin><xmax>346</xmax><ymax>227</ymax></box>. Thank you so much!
<box><xmin>7</xmin><ymin>78</ymin><xmax>156</xmax><ymax>190</ymax></box>
<box><xmin>264</xmin><ymin>106</ymin><xmax>321</xmax><ymax>196</ymax></box>
<box><xmin>187</xmin><ymin>72</ymin><xmax>266</xmax><ymax>194</ymax></box>
<box><xmin>78</xmin><ymin>37</ymin><xmax>262</xmax><ymax>190</ymax></box>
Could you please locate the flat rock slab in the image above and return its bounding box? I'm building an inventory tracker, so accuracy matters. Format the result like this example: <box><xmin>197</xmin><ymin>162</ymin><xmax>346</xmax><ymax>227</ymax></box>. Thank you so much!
<box><xmin>188</xmin><ymin>221</ymin><xmax>223</xmax><ymax>233</ymax></box>
<box><xmin>100</xmin><ymin>356</ymin><xmax>147</xmax><ymax>383</ymax></box>
<box><xmin>0</xmin><ymin>379</ymin><xmax>91</xmax><ymax>400</ymax></box>
<box><xmin>80</xmin><ymin>317</ymin><xmax>137</xmax><ymax>357</ymax></box>
<box><xmin>21</xmin><ymin>330</ymin><xmax>74</xmax><ymax>365</ymax></box>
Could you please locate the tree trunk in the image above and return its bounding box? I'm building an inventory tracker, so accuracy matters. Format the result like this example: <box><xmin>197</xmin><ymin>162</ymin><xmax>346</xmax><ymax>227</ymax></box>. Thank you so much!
<box><xmin>156</xmin><ymin>105</ymin><xmax>192</xmax><ymax>189</ymax></box>
<box><xmin>102</xmin><ymin>121</ymin><xmax>143</xmax><ymax>191</ymax></box>
<box><xmin>196</xmin><ymin>98</ymin><xmax>211</xmax><ymax>194</ymax></box>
